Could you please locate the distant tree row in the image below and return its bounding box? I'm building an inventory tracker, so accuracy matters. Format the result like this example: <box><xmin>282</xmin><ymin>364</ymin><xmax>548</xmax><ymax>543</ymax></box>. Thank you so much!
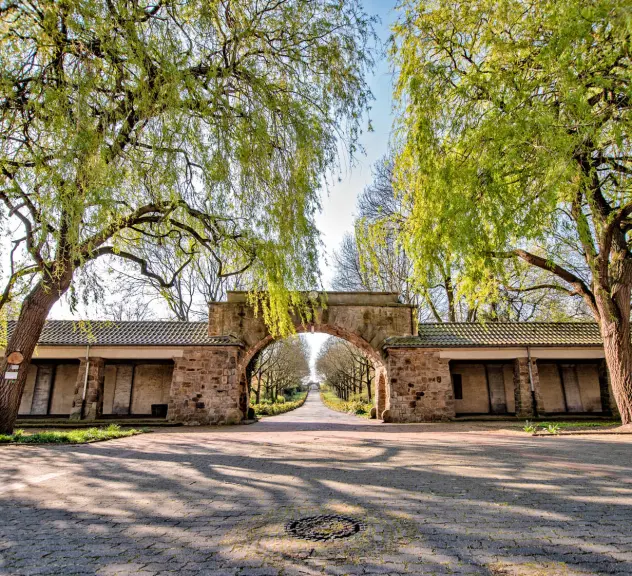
<box><xmin>315</xmin><ymin>338</ymin><xmax>373</xmax><ymax>402</ymax></box>
<box><xmin>249</xmin><ymin>336</ymin><xmax>310</xmax><ymax>404</ymax></box>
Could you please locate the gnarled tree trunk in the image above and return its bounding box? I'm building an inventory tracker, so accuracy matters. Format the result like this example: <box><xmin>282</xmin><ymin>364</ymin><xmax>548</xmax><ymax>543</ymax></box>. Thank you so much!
<box><xmin>595</xmin><ymin>273</ymin><xmax>632</xmax><ymax>425</ymax></box>
<box><xmin>597</xmin><ymin>316</ymin><xmax>632</xmax><ymax>424</ymax></box>
<box><xmin>0</xmin><ymin>276</ymin><xmax>71</xmax><ymax>434</ymax></box>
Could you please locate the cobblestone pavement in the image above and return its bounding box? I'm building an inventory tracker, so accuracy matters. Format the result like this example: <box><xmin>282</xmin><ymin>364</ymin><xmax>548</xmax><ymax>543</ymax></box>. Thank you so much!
<box><xmin>1</xmin><ymin>393</ymin><xmax>631</xmax><ymax>576</ymax></box>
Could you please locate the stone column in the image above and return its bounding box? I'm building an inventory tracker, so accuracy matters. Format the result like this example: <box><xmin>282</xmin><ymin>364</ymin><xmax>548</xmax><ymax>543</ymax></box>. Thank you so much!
<box><xmin>238</xmin><ymin>368</ymin><xmax>250</xmax><ymax>420</ymax></box>
<box><xmin>513</xmin><ymin>357</ymin><xmax>543</xmax><ymax>418</ymax></box>
<box><xmin>374</xmin><ymin>367</ymin><xmax>387</xmax><ymax>419</ymax></box>
<box><xmin>167</xmin><ymin>346</ymin><xmax>243</xmax><ymax>425</ymax></box>
<box><xmin>384</xmin><ymin>348</ymin><xmax>454</xmax><ymax>423</ymax></box>
<box><xmin>69</xmin><ymin>358</ymin><xmax>105</xmax><ymax>421</ymax></box>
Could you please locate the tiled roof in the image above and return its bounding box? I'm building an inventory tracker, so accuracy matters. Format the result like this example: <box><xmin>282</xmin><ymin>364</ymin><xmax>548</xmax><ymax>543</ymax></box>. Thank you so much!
<box><xmin>4</xmin><ymin>320</ymin><xmax>603</xmax><ymax>349</ymax></box>
<box><xmin>385</xmin><ymin>322</ymin><xmax>602</xmax><ymax>348</ymax></box>
<box><xmin>6</xmin><ymin>320</ymin><xmax>241</xmax><ymax>347</ymax></box>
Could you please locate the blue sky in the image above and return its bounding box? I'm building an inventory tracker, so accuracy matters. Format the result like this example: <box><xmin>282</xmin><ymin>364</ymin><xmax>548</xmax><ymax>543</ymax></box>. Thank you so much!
<box><xmin>317</xmin><ymin>0</ymin><xmax>398</xmax><ymax>288</ymax></box>
<box><xmin>308</xmin><ymin>0</ymin><xmax>398</xmax><ymax>372</ymax></box>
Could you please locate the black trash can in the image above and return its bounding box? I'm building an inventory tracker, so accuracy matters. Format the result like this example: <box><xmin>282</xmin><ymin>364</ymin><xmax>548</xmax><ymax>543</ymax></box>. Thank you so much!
<box><xmin>151</xmin><ymin>404</ymin><xmax>168</xmax><ymax>418</ymax></box>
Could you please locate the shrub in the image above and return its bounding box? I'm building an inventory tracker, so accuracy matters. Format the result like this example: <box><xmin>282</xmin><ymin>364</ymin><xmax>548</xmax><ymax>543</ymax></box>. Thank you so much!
<box><xmin>276</xmin><ymin>396</ymin><xmax>286</xmax><ymax>404</ymax></box>
<box><xmin>251</xmin><ymin>392</ymin><xmax>308</xmax><ymax>417</ymax></box>
<box><xmin>320</xmin><ymin>389</ymin><xmax>373</xmax><ymax>418</ymax></box>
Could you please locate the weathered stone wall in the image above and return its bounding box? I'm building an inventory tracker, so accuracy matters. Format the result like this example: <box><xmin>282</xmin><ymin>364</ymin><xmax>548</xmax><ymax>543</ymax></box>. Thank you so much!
<box><xmin>450</xmin><ymin>363</ymin><xmax>489</xmax><ymax>414</ymax></box>
<box><xmin>167</xmin><ymin>347</ymin><xmax>243</xmax><ymax>425</ymax></box>
<box><xmin>131</xmin><ymin>364</ymin><xmax>173</xmax><ymax>415</ymax></box>
<box><xmin>374</xmin><ymin>367</ymin><xmax>388</xmax><ymax>418</ymax></box>
<box><xmin>384</xmin><ymin>348</ymin><xmax>454</xmax><ymax>422</ymax></box>
<box><xmin>210</xmin><ymin>297</ymin><xmax>415</xmax><ymax>366</ymax></box>
<box><xmin>102</xmin><ymin>365</ymin><xmax>117</xmax><ymax>415</ymax></box>
<box><xmin>598</xmin><ymin>360</ymin><xmax>618</xmax><ymax>416</ymax></box>
<box><xmin>18</xmin><ymin>364</ymin><xmax>38</xmax><ymax>415</ymax></box>
<box><xmin>112</xmin><ymin>364</ymin><xmax>134</xmax><ymax>415</ymax></box>
<box><xmin>576</xmin><ymin>363</ymin><xmax>602</xmax><ymax>412</ymax></box>
<box><xmin>503</xmin><ymin>364</ymin><xmax>516</xmax><ymax>414</ymax></box>
<box><xmin>513</xmin><ymin>358</ymin><xmax>543</xmax><ymax>417</ymax></box>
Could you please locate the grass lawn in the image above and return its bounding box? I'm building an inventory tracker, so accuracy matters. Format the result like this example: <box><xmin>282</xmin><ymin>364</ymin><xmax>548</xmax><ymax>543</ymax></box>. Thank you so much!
<box><xmin>0</xmin><ymin>424</ymin><xmax>146</xmax><ymax>444</ymax></box>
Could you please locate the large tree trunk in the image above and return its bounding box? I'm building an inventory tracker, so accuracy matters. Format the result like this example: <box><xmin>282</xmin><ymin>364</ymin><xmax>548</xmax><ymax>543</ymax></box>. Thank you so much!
<box><xmin>595</xmin><ymin>280</ymin><xmax>632</xmax><ymax>425</ymax></box>
<box><xmin>598</xmin><ymin>317</ymin><xmax>632</xmax><ymax>425</ymax></box>
<box><xmin>0</xmin><ymin>277</ymin><xmax>70</xmax><ymax>434</ymax></box>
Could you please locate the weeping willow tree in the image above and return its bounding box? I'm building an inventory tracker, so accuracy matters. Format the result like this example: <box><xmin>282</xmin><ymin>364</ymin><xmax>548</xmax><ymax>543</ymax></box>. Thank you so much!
<box><xmin>0</xmin><ymin>0</ymin><xmax>374</xmax><ymax>433</ymax></box>
<box><xmin>392</xmin><ymin>0</ymin><xmax>632</xmax><ymax>422</ymax></box>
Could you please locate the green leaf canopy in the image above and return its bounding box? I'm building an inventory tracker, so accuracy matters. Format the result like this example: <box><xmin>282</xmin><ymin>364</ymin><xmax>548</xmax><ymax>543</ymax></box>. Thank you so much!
<box><xmin>0</xmin><ymin>0</ymin><xmax>375</xmax><ymax>333</ymax></box>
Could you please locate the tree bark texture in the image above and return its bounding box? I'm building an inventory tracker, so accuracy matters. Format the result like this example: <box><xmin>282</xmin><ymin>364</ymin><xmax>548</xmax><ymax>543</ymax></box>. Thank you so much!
<box><xmin>596</xmin><ymin>291</ymin><xmax>632</xmax><ymax>424</ymax></box>
<box><xmin>0</xmin><ymin>276</ymin><xmax>71</xmax><ymax>434</ymax></box>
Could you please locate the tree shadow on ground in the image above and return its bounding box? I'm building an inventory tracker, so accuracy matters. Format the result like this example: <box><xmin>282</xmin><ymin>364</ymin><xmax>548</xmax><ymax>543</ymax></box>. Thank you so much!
<box><xmin>0</xmin><ymin>426</ymin><xmax>631</xmax><ymax>576</ymax></box>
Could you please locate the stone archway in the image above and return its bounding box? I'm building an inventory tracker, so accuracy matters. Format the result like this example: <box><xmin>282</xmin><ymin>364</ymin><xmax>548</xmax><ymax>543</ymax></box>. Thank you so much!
<box><xmin>208</xmin><ymin>291</ymin><xmax>416</xmax><ymax>422</ymax></box>
<box><xmin>238</xmin><ymin>323</ymin><xmax>390</xmax><ymax>420</ymax></box>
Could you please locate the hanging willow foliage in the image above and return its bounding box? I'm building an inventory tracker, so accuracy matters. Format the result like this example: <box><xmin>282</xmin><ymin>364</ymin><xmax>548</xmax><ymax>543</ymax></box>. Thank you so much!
<box><xmin>0</xmin><ymin>0</ymin><xmax>375</xmax><ymax>433</ymax></box>
<box><xmin>392</xmin><ymin>0</ymin><xmax>632</xmax><ymax>422</ymax></box>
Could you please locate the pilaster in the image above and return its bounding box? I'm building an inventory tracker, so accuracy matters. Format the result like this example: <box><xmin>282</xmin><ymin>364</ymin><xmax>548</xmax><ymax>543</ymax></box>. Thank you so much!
<box><xmin>513</xmin><ymin>357</ymin><xmax>543</xmax><ymax>418</ymax></box>
<box><xmin>70</xmin><ymin>358</ymin><xmax>105</xmax><ymax>420</ymax></box>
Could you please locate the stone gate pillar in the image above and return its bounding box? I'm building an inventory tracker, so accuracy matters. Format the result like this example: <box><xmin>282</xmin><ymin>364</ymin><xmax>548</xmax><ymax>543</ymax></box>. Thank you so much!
<box><xmin>70</xmin><ymin>357</ymin><xmax>105</xmax><ymax>421</ymax></box>
<box><xmin>383</xmin><ymin>347</ymin><xmax>454</xmax><ymax>422</ymax></box>
<box><xmin>167</xmin><ymin>346</ymin><xmax>243</xmax><ymax>425</ymax></box>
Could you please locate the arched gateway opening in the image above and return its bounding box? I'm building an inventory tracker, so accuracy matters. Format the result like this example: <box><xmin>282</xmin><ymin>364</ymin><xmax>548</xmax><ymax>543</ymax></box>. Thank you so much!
<box><xmin>241</xmin><ymin>327</ymin><xmax>389</xmax><ymax>421</ymax></box>
<box><xmin>201</xmin><ymin>291</ymin><xmax>416</xmax><ymax>423</ymax></box>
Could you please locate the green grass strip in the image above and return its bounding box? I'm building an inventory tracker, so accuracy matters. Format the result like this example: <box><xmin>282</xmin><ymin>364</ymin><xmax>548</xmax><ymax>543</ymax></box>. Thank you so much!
<box><xmin>0</xmin><ymin>424</ymin><xmax>146</xmax><ymax>444</ymax></box>
<box><xmin>536</xmin><ymin>420</ymin><xmax>621</xmax><ymax>429</ymax></box>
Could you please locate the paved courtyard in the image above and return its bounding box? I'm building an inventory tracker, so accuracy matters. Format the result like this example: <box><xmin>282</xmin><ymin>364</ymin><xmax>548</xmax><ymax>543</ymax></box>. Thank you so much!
<box><xmin>1</xmin><ymin>393</ymin><xmax>631</xmax><ymax>576</ymax></box>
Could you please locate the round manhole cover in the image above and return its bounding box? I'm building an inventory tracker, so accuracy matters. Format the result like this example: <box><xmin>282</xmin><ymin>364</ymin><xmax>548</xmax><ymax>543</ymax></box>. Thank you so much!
<box><xmin>285</xmin><ymin>515</ymin><xmax>364</xmax><ymax>542</ymax></box>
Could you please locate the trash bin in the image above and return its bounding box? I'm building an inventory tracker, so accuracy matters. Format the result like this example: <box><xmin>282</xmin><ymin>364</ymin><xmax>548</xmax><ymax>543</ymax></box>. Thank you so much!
<box><xmin>151</xmin><ymin>404</ymin><xmax>168</xmax><ymax>418</ymax></box>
